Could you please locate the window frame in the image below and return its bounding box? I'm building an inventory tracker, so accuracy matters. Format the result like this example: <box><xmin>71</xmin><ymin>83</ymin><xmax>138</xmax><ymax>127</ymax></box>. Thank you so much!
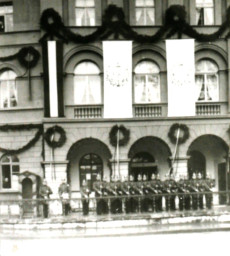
<box><xmin>0</xmin><ymin>69</ymin><xmax>17</xmax><ymax>109</ymax></box>
<box><xmin>75</xmin><ymin>0</ymin><xmax>97</xmax><ymax>27</ymax></box>
<box><xmin>195</xmin><ymin>0</ymin><xmax>215</xmax><ymax>26</ymax></box>
<box><xmin>134</xmin><ymin>0</ymin><xmax>155</xmax><ymax>26</ymax></box>
<box><xmin>134</xmin><ymin>60</ymin><xmax>161</xmax><ymax>104</ymax></box>
<box><xmin>0</xmin><ymin>1</ymin><xmax>13</xmax><ymax>32</ymax></box>
<box><xmin>1</xmin><ymin>155</ymin><xmax>19</xmax><ymax>190</ymax></box>
<box><xmin>74</xmin><ymin>61</ymin><xmax>102</xmax><ymax>105</ymax></box>
<box><xmin>195</xmin><ymin>59</ymin><xmax>219</xmax><ymax>102</ymax></box>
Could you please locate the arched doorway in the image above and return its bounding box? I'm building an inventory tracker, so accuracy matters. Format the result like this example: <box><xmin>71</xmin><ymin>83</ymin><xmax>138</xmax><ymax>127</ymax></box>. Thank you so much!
<box><xmin>66</xmin><ymin>138</ymin><xmax>112</xmax><ymax>191</ymax></box>
<box><xmin>22</xmin><ymin>178</ymin><xmax>33</xmax><ymax>215</ymax></box>
<box><xmin>128</xmin><ymin>136</ymin><xmax>172</xmax><ymax>179</ymax></box>
<box><xmin>188</xmin><ymin>150</ymin><xmax>206</xmax><ymax>179</ymax></box>
<box><xmin>130</xmin><ymin>152</ymin><xmax>156</xmax><ymax>181</ymax></box>
<box><xmin>187</xmin><ymin>134</ymin><xmax>229</xmax><ymax>204</ymax></box>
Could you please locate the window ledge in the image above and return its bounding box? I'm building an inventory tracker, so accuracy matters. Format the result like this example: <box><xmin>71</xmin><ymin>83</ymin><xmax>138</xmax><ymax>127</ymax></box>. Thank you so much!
<box><xmin>0</xmin><ymin>106</ymin><xmax>43</xmax><ymax>112</ymax></box>
<box><xmin>0</xmin><ymin>190</ymin><xmax>20</xmax><ymax>194</ymax></box>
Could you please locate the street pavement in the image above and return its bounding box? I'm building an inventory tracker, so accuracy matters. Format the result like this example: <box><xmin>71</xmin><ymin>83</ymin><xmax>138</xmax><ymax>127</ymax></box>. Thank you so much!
<box><xmin>0</xmin><ymin>221</ymin><xmax>230</xmax><ymax>256</ymax></box>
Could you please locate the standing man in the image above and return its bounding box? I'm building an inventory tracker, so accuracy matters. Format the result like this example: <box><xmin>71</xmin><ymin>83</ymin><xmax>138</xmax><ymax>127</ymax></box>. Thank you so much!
<box><xmin>39</xmin><ymin>179</ymin><xmax>53</xmax><ymax>218</ymax></box>
<box><xmin>81</xmin><ymin>179</ymin><xmax>91</xmax><ymax>215</ymax></box>
<box><xmin>58</xmin><ymin>178</ymin><xmax>71</xmax><ymax>216</ymax></box>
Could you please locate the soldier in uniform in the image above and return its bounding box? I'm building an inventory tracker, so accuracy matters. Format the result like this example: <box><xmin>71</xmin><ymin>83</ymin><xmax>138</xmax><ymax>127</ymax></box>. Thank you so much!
<box><xmin>93</xmin><ymin>175</ymin><xmax>109</xmax><ymax>215</ymax></box>
<box><xmin>164</xmin><ymin>174</ymin><xmax>177</xmax><ymax>211</ymax></box>
<box><xmin>141</xmin><ymin>175</ymin><xmax>152</xmax><ymax>212</ymax></box>
<box><xmin>58</xmin><ymin>178</ymin><xmax>71</xmax><ymax>216</ymax></box>
<box><xmin>189</xmin><ymin>173</ymin><xmax>199</xmax><ymax>210</ymax></box>
<box><xmin>107</xmin><ymin>176</ymin><xmax>123</xmax><ymax>214</ymax></box>
<box><xmin>204</xmin><ymin>174</ymin><xmax>215</xmax><ymax>209</ymax></box>
<box><xmin>197</xmin><ymin>173</ymin><xmax>204</xmax><ymax>210</ymax></box>
<box><xmin>178</xmin><ymin>176</ymin><xmax>186</xmax><ymax>211</ymax></box>
<box><xmin>39</xmin><ymin>179</ymin><xmax>53</xmax><ymax>218</ymax></box>
<box><xmin>81</xmin><ymin>179</ymin><xmax>91</xmax><ymax>215</ymax></box>
<box><xmin>124</xmin><ymin>175</ymin><xmax>139</xmax><ymax>213</ymax></box>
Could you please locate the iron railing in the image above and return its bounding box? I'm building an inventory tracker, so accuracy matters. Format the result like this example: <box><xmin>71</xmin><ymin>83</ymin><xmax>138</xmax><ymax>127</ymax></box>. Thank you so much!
<box><xmin>0</xmin><ymin>191</ymin><xmax>229</xmax><ymax>219</ymax></box>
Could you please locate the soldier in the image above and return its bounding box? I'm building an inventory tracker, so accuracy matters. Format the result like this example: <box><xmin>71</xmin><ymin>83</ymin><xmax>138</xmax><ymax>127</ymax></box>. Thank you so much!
<box><xmin>39</xmin><ymin>179</ymin><xmax>53</xmax><ymax>218</ymax></box>
<box><xmin>81</xmin><ymin>179</ymin><xmax>91</xmax><ymax>215</ymax></box>
<box><xmin>121</xmin><ymin>176</ymin><xmax>132</xmax><ymax>213</ymax></box>
<box><xmin>93</xmin><ymin>174</ymin><xmax>109</xmax><ymax>215</ymax></box>
<box><xmin>197</xmin><ymin>172</ymin><xmax>204</xmax><ymax>210</ymax></box>
<box><xmin>204</xmin><ymin>174</ymin><xmax>215</xmax><ymax>209</ymax></box>
<box><xmin>141</xmin><ymin>175</ymin><xmax>152</xmax><ymax>212</ymax></box>
<box><xmin>183</xmin><ymin>176</ymin><xmax>191</xmax><ymax>210</ymax></box>
<box><xmin>107</xmin><ymin>176</ymin><xmax>123</xmax><ymax>214</ymax></box>
<box><xmin>189</xmin><ymin>173</ymin><xmax>199</xmax><ymax>210</ymax></box>
<box><xmin>58</xmin><ymin>178</ymin><xmax>71</xmax><ymax>216</ymax></box>
<box><xmin>164</xmin><ymin>174</ymin><xmax>177</xmax><ymax>211</ymax></box>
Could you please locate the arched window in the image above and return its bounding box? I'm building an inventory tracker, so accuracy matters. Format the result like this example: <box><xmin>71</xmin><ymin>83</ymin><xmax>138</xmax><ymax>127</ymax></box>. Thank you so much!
<box><xmin>0</xmin><ymin>70</ymin><xmax>17</xmax><ymax>108</ymax></box>
<box><xmin>1</xmin><ymin>155</ymin><xmax>19</xmax><ymax>189</ymax></box>
<box><xmin>79</xmin><ymin>153</ymin><xmax>103</xmax><ymax>189</ymax></box>
<box><xmin>134</xmin><ymin>60</ymin><xmax>160</xmax><ymax>103</ymax></box>
<box><xmin>130</xmin><ymin>152</ymin><xmax>157</xmax><ymax>181</ymax></box>
<box><xmin>195</xmin><ymin>59</ymin><xmax>219</xmax><ymax>101</ymax></box>
<box><xmin>74</xmin><ymin>61</ymin><xmax>101</xmax><ymax>105</ymax></box>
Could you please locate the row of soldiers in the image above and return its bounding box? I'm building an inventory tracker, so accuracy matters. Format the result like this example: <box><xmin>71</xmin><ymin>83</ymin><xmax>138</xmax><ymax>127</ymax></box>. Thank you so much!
<box><xmin>81</xmin><ymin>173</ymin><xmax>215</xmax><ymax>215</ymax></box>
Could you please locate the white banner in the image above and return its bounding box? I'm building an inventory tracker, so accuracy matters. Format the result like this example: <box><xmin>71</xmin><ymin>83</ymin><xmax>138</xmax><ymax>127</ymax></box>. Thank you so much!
<box><xmin>103</xmin><ymin>41</ymin><xmax>132</xmax><ymax>118</ymax></box>
<box><xmin>48</xmin><ymin>41</ymin><xmax>58</xmax><ymax>117</ymax></box>
<box><xmin>166</xmin><ymin>39</ymin><xmax>196</xmax><ymax>117</ymax></box>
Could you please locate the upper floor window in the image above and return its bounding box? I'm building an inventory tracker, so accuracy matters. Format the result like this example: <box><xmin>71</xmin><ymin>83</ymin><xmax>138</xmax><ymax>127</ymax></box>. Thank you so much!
<box><xmin>75</xmin><ymin>0</ymin><xmax>95</xmax><ymax>26</ymax></box>
<box><xmin>0</xmin><ymin>70</ymin><xmax>17</xmax><ymax>108</ymax></box>
<box><xmin>196</xmin><ymin>0</ymin><xmax>214</xmax><ymax>25</ymax></box>
<box><xmin>74</xmin><ymin>61</ymin><xmax>101</xmax><ymax>105</ymax></box>
<box><xmin>195</xmin><ymin>59</ymin><xmax>219</xmax><ymax>101</ymax></box>
<box><xmin>135</xmin><ymin>0</ymin><xmax>155</xmax><ymax>26</ymax></box>
<box><xmin>1</xmin><ymin>155</ymin><xmax>19</xmax><ymax>189</ymax></box>
<box><xmin>134</xmin><ymin>60</ymin><xmax>160</xmax><ymax>103</ymax></box>
<box><xmin>0</xmin><ymin>2</ymin><xmax>13</xmax><ymax>32</ymax></box>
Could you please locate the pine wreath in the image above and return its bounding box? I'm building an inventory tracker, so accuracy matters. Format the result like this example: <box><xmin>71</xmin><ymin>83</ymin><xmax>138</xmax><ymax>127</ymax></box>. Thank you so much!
<box><xmin>109</xmin><ymin>125</ymin><xmax>130</xmax><ymax>147</ymax></box>
<box><xmin>168</xmin><ymin>123</ymin><xmax>189</xmax><ymax>144</ymax></box>
<box><xmin>44</xmin><ymin>125</ymin><xmax>66</xmax><ymax>148</ymax></box>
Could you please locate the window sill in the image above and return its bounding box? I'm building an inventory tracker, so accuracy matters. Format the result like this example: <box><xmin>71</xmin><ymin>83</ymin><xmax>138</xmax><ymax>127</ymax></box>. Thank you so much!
<box><xmin>0</xmin><ymin>189</ymin><xmax>20</xmax><ymax>194</ymax></box>
<box><xmin>0</xmin><ymin>106</ymin><xmax>43</xmax><ymax>112</ymax></box>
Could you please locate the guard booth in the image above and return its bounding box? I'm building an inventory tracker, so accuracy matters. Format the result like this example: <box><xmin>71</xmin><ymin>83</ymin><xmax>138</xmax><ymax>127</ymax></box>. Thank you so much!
<box><xmin>19</xmin><ymin>171</ymin><xmax>41</xmax><ymax>217</ymax></box>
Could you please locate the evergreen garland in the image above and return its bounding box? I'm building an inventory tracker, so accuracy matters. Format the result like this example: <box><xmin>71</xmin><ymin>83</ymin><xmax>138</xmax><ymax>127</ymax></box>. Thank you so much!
<box><xmin>168</xmin><ymin>123</ymin><xmax>189</xmax><ymax>145</ymax></box>
<box><xmin>40</xmin><ymin>4</ymin><xmax>230</xmax><ymax>43</ymax></box>
<box><xmin>109</xmin><ymin>125</ymin><xmax>130</xmax><ymax>147</ymax></box>
<box><xmin>0</xmin><ymin>124</ymin><xmax>43</xmax><ymax>155</ymax></box>
<box><xmin>0</xmin><ymin>47</ymin><xmax>40</xmax><ymax>69</ymax></box>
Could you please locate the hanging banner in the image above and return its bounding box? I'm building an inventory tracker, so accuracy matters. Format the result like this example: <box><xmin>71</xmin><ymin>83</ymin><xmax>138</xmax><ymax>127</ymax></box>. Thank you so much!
<box><xmin>42</xmin><ymin>40</ymin><xmax>64</xmax><ymax>118</ymax></box>
<box><xmin>103</xmin><ymin>41</ymin><xmax>132</xmax><ymax>118</ymax></box>
<box><xmin>166</xmin><ymin>39</ymin><xmax>196</xmax><ymax>117</ymax></box>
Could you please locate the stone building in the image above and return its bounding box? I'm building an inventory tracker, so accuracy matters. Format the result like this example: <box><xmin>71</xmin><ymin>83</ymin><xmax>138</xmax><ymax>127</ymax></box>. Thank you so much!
<box><xmin>0</xmin><ymin>0</ymin><xmax>230</xmax><ymax>212</ymax></box>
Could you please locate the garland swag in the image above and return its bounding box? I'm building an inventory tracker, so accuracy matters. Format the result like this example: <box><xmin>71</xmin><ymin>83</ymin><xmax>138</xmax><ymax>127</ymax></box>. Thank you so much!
<box><xmin>0</xmin><ymin>124</ymin><xmax>43</xmax><ymax>155</ymax></box>
<box><xmin>44</xmin><ymin>125</ymin><xmax>66</xmax><ymax>148</ymax></box>
<box><xmin>0</xmin><ymin>47</ymin><xmax>40</xmax><ymax>69</ymax></box>
<box><xmin>168</xmin><ymin>123</ymin><xmax>189</xmax><ymax>145</ymax></box>
<box><xmin>109</xmin><ymin>125</ymin><xmax>130</xmax><ymax>147</ymax></box>
<box><xmin>40</xmin><ymin>5</ymin><xmax>230</xmax><ymax>43</ymax></box>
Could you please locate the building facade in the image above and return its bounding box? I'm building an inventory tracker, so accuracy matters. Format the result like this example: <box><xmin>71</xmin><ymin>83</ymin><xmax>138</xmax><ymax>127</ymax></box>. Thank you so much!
<box><xmin>0</xmin><ymin>0</ymin><xmax>230</xmax><ymax>211</ymax></box>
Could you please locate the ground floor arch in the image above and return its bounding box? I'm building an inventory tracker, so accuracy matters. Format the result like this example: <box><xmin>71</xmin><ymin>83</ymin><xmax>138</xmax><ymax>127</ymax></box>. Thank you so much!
<box><xmin>187</xmin><ymin>134</ymin><xmax>229</xmax><ymax>204</ymax></box>
<box><xmin>66</xmin><ymin>138</ymin><xmax>112</xmax><ymax>191</ymax></box>
<box><xmin>128</xmin><ymin>136</ymin><xmax>172</xmax><ymax>180</ymax></box>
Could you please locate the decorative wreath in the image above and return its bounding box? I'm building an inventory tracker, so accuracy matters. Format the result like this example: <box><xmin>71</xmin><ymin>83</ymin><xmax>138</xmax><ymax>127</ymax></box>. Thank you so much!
<box><xmin>40</xmin><ymin>8</ymin><xmax>64</xmax><ymax>32</ymax></box>
<box><xmin>44</xmin><ymin>125</ymin><xmax>66</xmax><ymax>148</ymax></box>
<box><xmin>168</xmin><ymin>123</ymin><xmax>189</xmax><ymax>145</ymax></box>
<box><xmin>17</xmin><ymin>47</ymin><xmax>40</xmax><ymax>69</ymax></box>
<box><xmin>103</xmin><ymin>5</ymin><xmax>125</xmax><ymax>26</ymax></box>
<box><xmin>109</xmin><ymin>125</ymin><xmax>130</xmax><ymax>147</ymax></box>
<box><xmin>165</xmin><ymin>5</ymin><xmax>186</xmax><ymax>26</ymax></box>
